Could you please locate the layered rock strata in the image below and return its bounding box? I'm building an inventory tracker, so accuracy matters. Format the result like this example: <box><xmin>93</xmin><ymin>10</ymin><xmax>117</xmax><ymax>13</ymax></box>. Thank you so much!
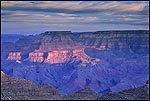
<box><xmin>7</xmin><ymin>30</ymin><xmax>149</xmax><ymax>65</ymax></box>
<box><xmin>39</xmin><ymin>31</ymin><xmax>83</xmax><ymax>51</ymax></box>
<box><xmin>44</xmin><ymin>50</ymin><xmax>69</xmax><ymax>64</ymax></box>
<box><xmin>28</xmin><ymin>31</ymin><xmax>97</xmax><ymax>65</ymax></box>
<box><xmin>72</xmin><ymin>30</ymin><xmax>149</xmax><ymax>51</ymax></box>
<box><xmin>28</xmin><ymin>48</ymin><xmax>99</xmax><ymax>66</ymax></box>
<box><xmin>29</xmin><ymin>52</ymin><xmax>44</xmax><ymax>62</ymax></box>
<box><xmin>7</xmin><ymin>52</ymin><xmax>21</xmax><ymax>60</ymax></box>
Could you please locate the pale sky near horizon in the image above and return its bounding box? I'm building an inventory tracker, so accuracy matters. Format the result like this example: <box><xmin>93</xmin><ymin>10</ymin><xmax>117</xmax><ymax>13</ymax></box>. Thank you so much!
<box><xmin>1</xmin><ymin>1</ymin><xmax>149</xmax><ymax>35</ymax></box>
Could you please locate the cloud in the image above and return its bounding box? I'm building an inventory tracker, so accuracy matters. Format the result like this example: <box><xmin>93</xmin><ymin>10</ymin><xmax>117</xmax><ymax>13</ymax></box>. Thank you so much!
<box><xmin>97</xmin><ymin>17</ymin><xmax>149</xmax><ymax>25</ymax></box>
<box><xmin>1</xmin><ymin>1</ymin><xmax>148</xmax><ymax>14</ymax></box>
<box><xmin>1</xmin><ymin>1</ymin><xmax>149</xmax><ymax>33</ymax></box>
<box><xmin>2</xmin><ymin>12</ymin><xmax>148</xmax><ymax>27</ymax></box>
<box><xmin>1</xmin><ymin>12</ymin><xmax>98</xmax><ymax>24</ymax></box>
<box><xmin>1</xmin><ymin>1</ymin><xmax>148</xmax><ymax>25</ymax></box>
<box><xmin>57</xmin><ymin>13</ymin><xmax>80</xmax><ymax>17</ymax></box>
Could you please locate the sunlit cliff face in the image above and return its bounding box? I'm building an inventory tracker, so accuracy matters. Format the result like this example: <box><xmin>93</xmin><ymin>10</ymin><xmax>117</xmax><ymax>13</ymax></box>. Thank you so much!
<box><xmin>25</xmin><ymin>31</ymin><xmax>100</xmax><ymax>66</ymax></box>
<box><xmin>29</xmin><ymin>48</ymin><xmax>99</xmax><ymax>66</ymax></box>
<box><xmin>29</xmin><ymin>52</ymin><xmax>44</xmax><ymax>62</ymax></box>
<box><xmin>44</xmin><ymin>50</ymin><xmax>69</xmax><ymax>64</ymax></box>
<box><xmin>7</xmin><ymin>48</ymin><xmax>100</xmax><ymax>66</ymax></box>
<box><xmin>7</xmin><ymin>52</ymin><xmax>21</xmax><ymax>60</ymax></box>
<box><xmin>7</xmin><ymin>31</ymin><xmax>148</xmax><ymax>66</ymax></box>
<box><xmin>6</xmin><ymin>31</ymin><xmax>101</xmax><ymax>66</ymax></box>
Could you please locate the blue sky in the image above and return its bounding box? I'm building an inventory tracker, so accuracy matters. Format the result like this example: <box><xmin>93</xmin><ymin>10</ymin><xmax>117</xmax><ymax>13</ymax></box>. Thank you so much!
<box><xmin>1</xmin><ymin>1</ymin><xmax>149</xmax><ymax>34</ymax></box>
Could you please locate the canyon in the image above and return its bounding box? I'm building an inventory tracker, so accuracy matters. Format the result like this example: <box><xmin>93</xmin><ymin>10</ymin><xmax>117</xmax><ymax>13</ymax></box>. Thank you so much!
<box><xmin>6</xmin><ymin>30</ymin><xmax>148</xmax><ymax>65</ymax></box>
<box><xmin>6</xmin><ymin>31</ymin><xmax>101</xmax><ymax>66</ymax></box>
<box><xmin>1</xmin><ymin>30</ymin><xmax>149</xmax><ymax>95</ymax></box>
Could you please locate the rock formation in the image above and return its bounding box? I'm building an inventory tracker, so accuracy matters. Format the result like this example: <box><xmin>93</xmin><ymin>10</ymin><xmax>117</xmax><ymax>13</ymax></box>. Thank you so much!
<box><xmin>7</xmin><ymin>30</ymin><xmax>149</xmax><ymax>65</ymax></box>
<box><xmin>1</xmin><ymin>71</ymin><xmax>149</xmax><ymax>100</ymax></box>
<box><xmin>1</xmin><ymin>71</ymin><xmax>62</xmax><ymax>100</ymax></box>
<box><xmin>3</xmin><ymin>30</ymin><xmax>149</xmax><ymax>95</ymax></box>
<box><xmin>96</xmin><ymin>80</ymin><xmax>149</xmax><ymax>100</ymax></box>
<box><xmin>26</xmin><ymin>31</ymin><xmax>98</xmax><ymax>66</ymax></box>
<box><xmin>72</xmin><ymin>30</ymin><xmax>149</xmax><ymax>51</ymax></box>
<box><xmin>29</xmin><ymin>52</ymin><xmax>44</xmax><ymax>62</ymax></box>
<box><xmin>44</xmin><ymin>50</ymin><xmax>69</xmax><ymax>64</ymax></box>
<box><xmin>7</xmin><ymin>52</ymin><xmax>21</xmax><ymax>60</ymax></box>
<box><xmin>39</xmin><ymin>31</ymin><xmax>75</xmax><ymax>51</ymax></box>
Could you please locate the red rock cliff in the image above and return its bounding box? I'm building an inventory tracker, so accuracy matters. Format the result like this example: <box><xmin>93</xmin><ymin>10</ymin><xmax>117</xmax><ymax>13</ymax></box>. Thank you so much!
<box><xmin>7</xmin><ymin>52</ymin><xmax>21</xmax><ymax>60</ymax></box>
<box><xmin>29</xmin><ymin>52</ymin><xmax>44</xmax><ymax>62</ymax></box>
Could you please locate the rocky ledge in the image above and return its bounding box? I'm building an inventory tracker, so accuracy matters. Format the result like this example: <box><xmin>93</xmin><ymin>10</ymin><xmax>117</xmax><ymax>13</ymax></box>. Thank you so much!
<box><xmin>97</xmin><ymin>80</ymin><xmax>149</xmax><ymax>100</ymax></box>
<box><xmin>1</xmin><ymin>72</ymin><xmax>149</xmax><ymax>100</ymax></box>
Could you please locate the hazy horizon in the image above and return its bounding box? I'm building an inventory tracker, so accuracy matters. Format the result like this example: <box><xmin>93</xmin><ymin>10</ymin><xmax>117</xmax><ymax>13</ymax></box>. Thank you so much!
<box><xmin>1</xmin><ymin>29</ymin><xmax>149</xmax><ymax>35</ymax></box>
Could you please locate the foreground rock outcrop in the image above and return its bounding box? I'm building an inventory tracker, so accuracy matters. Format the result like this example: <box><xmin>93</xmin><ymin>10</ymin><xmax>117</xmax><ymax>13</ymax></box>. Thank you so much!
<box><xmin>97</xmin><ymin>80</ymin><xmax>149</xmax><ymax>100</ymax></box>
<box><xmin>1</xmin><ymin>72</ymin><xmax>149</xmax><ymax>100</ymax></box>
<box><xmin>1</xmin><ymin>71</ymin><xmax>63</xmax><ymax>100</ymax></box>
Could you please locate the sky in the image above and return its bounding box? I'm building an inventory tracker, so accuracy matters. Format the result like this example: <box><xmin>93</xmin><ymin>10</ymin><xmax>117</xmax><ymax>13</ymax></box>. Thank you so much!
<box><xmin>1</xmin><ymin>1</ymin><xmax>149</xmax><ymax>35</ymax></box>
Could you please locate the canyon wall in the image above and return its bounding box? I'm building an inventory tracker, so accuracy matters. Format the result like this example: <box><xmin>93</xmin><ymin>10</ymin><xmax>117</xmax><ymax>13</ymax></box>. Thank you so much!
<box><xmin>39</xmin><ymin>31</ymin><xmax>78</xmax><ymax>51</ymax></box>
<box><xmin>37</xmin><ymin>31</ymin><xmax>92</xmax><ymax>65</ymax></box>
<box><xmin>7</xmin><ymin>52</ymin><xmax>21</xmax><ymax>60</ymax></box>
<box><xmin>29</xmin><ymin>52</ymin><xmax>44</xmax><ymax>62</ymax></box>
<box><xmin>7</xmin><ymin>30</ymin><xmax>149</xmax><ymax>65</ymax></box>
<box><xmin>7</xmin><ymin>48</ymin><xmax>98</xmax><ymax>66</ymax></box>
<box><xmin>44</xmin><ymin>50</ymin><xmax>69</xmax><ymax>64</ymax></box>
<box><xmin>3</xmin><ymin>30</ymin><xmax>149</xmax><ymax>95</ymax></box>
<box><xmin>28</xmin><ymin>48</ymin><xmax>95</xmax><ymax>65</ymax></box>
<box><xmin>72</xmin><ymin>30</ymin><xmax>149</xmax><ymax>51</ymax></box>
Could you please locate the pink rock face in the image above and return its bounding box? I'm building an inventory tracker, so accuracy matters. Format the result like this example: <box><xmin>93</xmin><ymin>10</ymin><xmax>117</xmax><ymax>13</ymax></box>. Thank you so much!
<box><xmin>6</xmin><ymin>31</ymin><xmax>102</xmax><ymax>65</ymax></box>
<box><xmin>73</xmin><ymin>48</ymin><xmax>84</xmax><ymax>55</ymax></box>
<box><xmin>7</xmin><ymin>47</ymin><xmax>100</xmax><ymax>66</ymax></box>
<box><xmin>72</xmin><ymin>48</ymin><xmax>93</xmax><ymax>66</ymax></box>
<box><xmin>7</xmin><ymin>52</ymin><xmax>21</xmax><ymax>60</ymax></box>
<box><xmin>29</xmin><ymin>31</ymin><xmax>98</xmax><ymax>65</ymax></box>
<box><xmin>44</xmin><ymin>50</ymin><xmax>69</xmax><ymax>64</ymax></box>
<box><xmin>29</xmin><ymin>52</ymin><xmax>44</xmax><ymax>62</ymax></box>
<box><xmin>27</xmin><ymin>48</ymin><xmax>99</xmax><ymax>66</ymax></box>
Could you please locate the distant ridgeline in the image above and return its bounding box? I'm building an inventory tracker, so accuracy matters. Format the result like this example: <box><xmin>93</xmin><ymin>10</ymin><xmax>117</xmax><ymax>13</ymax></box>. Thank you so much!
<box><xmin>72</xmin><ymin>30</ymin><xmax>149</xmax><ymax>51</ymax></box>
<box><xmin>5</xmin><ymin>30</ymin><xmax>149</xmax><ymax>65</ymax></box>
